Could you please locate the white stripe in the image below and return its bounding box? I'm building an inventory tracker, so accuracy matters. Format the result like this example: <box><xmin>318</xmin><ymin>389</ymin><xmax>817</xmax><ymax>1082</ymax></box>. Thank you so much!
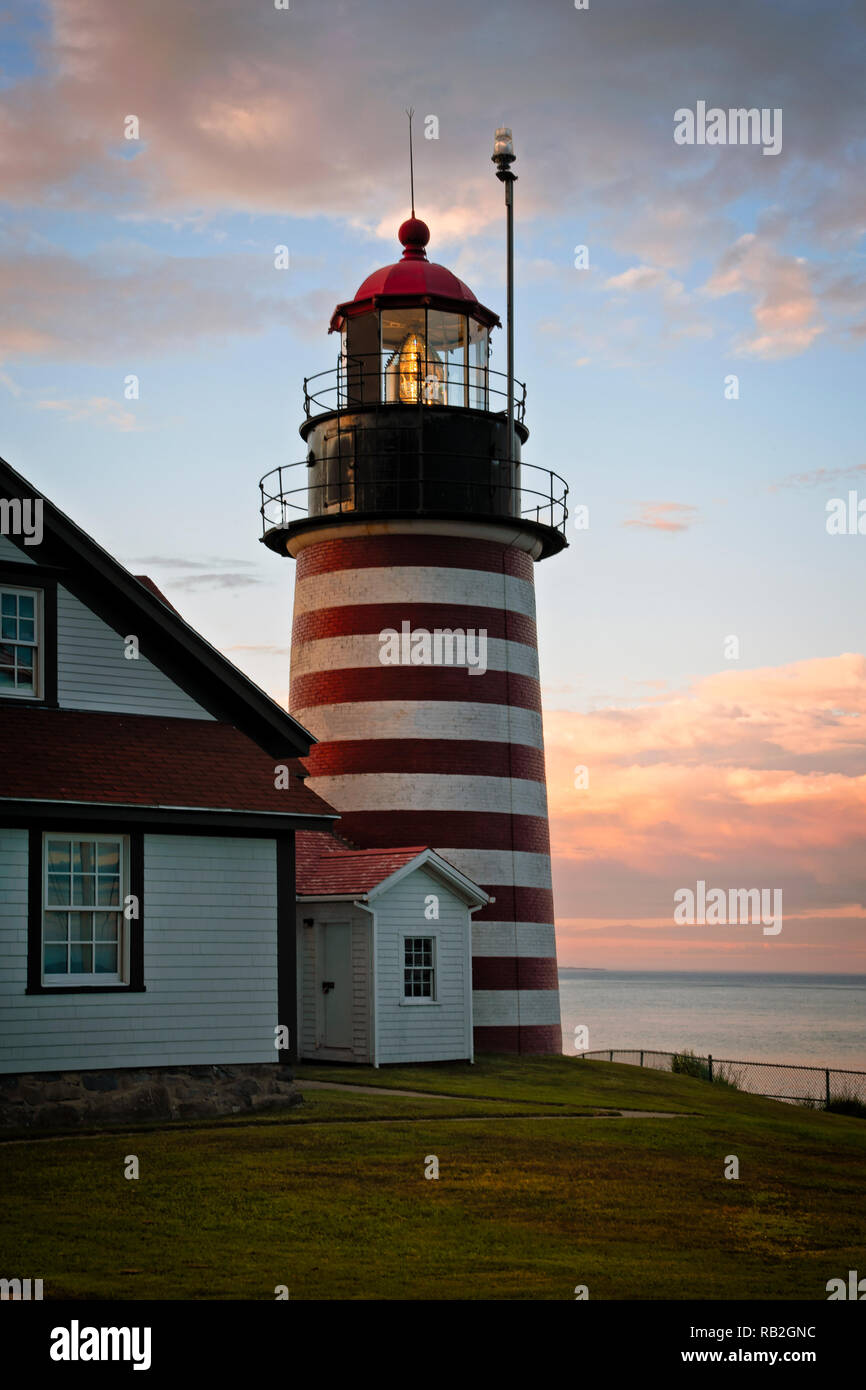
<box><xmin>293</xmin><ymin>701</ymin><xmax>544</xmax><ymax>748</ymax></box>
<box><xmin>294</xmin><ymin>566</ymin><xmax>536</xmax><ymax>619</ymax></box>
<box><xmin>472</xmin><ymin>923</ymin><xmax>558</xmax><ymax>957</ymax></box>
<box><xmin>308</xmin><ymin>774</ymin><xmax>549</xmax><ymax>817</ymax></box>
<box><xmin>292</xmin><ymin>633</ymin><xmax>539</xmax><ymax>680</ymax></box>
<box><xmin>472</xmin><ymin>991</ymin><xmax>563</xmax><ymax>1027</ymax></box>
<box><xmin>435</xmin><ymin>849</ymin><xmax>552</xmax><ymax>890</ymax></box>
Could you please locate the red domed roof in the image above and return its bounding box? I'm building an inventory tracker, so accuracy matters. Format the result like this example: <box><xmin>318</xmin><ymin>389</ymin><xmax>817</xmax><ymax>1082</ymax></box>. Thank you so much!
<box><xmin>329</xmin><ymin>218</ymin><xmax>500</xmax><ymax>333</ymax></box>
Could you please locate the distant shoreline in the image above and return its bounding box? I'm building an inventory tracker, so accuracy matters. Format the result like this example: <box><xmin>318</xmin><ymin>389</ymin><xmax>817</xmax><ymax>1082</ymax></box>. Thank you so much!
<box><xmin>558</xmin><ymin>967</ymin><xmax>866</xmax><ymax>977</ymax></box>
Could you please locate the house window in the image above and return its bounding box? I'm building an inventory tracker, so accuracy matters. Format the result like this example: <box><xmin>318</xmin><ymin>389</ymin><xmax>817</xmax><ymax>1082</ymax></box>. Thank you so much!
<box><xmin>42</xmin><ymin>835</ymin><xmax>128</xmax><ymax>986</ymax></box>
<box><xmin>0</xmin><ymin>587</ymin><xmax>40</xmax><ymax>697</ymax></box>
<box><xmin>404</xmin><ymin>936</ymin><xmax>435</xmax><ymax>1000</ymax></box>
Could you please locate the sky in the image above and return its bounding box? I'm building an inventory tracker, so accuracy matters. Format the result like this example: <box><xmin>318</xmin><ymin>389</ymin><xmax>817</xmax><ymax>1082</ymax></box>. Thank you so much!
<box><xmin>1</xmin><ymin>0</ymin><xmax>865</xmax><ymax>971</ymax></box>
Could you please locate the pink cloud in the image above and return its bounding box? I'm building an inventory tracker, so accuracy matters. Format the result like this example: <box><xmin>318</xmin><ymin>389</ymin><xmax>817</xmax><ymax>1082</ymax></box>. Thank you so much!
<box><xmin>703</xmin><ymin>233</ymin><xmax>824</xmax><ymax>359</ymax></box>
<box><xmin>544</xmin><ymin>654</ymin><xmax>866</xmax><ymax>969</ymax></box>
<box><xmin>622</xmin><ymin>501</ymin><xmax>698</xmax><ymax>532</ymax></box>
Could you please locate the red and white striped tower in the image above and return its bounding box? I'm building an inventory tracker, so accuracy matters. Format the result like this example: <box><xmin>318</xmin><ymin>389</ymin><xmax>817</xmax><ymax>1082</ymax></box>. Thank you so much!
<box><xmin>260</xmin><ymin>215</ymin><xmax>569</xmax><ymax>1053</ymax></box>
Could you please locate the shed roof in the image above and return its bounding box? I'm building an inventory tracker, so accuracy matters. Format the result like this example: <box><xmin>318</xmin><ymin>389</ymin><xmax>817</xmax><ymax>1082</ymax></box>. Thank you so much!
<box><xmin>297</xmin><ymin>829</ymin><xmax>489</xmax><ymax>906</ymax></box>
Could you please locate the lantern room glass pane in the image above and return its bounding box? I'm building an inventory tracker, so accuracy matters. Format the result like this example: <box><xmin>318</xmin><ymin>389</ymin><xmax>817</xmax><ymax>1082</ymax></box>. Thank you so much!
<box><xmin>381</xmin><ymin>308</ymin><xmax>427</xmax><ymax>404</ymax></box>
<box><xmin>469</xmin><ymin>320</ymin><xmax>489</xmax><ymax>410</ymax></box>
<box><xmin>344</xmin><ymin>313</ymin><xmax>380</xmax><ymax>405</ymax></box>
<box><xmin>426</xmin><ymin>311</ymin><xmax>466</xmax><ymax>407</ymax></box>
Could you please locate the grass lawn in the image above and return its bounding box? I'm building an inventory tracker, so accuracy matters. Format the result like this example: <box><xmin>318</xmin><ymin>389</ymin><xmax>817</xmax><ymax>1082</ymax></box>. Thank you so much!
<box><xmin>1</xmin><ymin>1056</ymin><xmax>863</xmax><ymax>1300</ymax></box>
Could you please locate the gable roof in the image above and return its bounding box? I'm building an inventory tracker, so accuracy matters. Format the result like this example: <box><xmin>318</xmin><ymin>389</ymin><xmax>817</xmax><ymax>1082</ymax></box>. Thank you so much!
<box><xmin>0</xmin><ymin>709</ymin><xmax>337</xmax><ymax>824</ymax></box>
<box><xmin>0</xmin><ymin>454</ymin><xmax>315</xmax><ymax>759</ymax></box>
<box><xmin>296</xmin><ymin>829</ymin><xmax>490</xmax><ymax>906</ymax></box>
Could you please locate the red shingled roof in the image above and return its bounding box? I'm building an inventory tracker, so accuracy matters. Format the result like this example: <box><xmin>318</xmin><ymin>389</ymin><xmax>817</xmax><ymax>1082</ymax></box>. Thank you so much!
<box><xmin>297</xmin><ymin>829</ymin><xmax>429</xmax><ymax>896</ymax></box>
<box><xmin>0</xmin><ymin>708</ymin><xmax>338</xmax><ymax>818</ymax></box>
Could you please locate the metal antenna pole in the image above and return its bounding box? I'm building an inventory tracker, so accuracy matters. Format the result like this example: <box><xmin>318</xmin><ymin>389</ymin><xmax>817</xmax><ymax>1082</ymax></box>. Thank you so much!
<box><xmin>505</xmin><ymin>176</ymin><xmax>514</xmax><ymax>469</ymax></box>
<box><xmin>405</xmin><ymin>107</ymin><xmax>416</xmax><ymax>216</ymax></box>
<box><xmin>492</xmin><ymin>129</ymin><xmax>517</xmax><ymax>469</ymax></box>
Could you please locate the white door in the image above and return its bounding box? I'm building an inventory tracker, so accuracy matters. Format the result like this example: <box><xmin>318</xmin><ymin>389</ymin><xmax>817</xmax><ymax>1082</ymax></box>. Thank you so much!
<box><xmin>321</xmin><ymin>922</ymin><xmax>353</xmax><ymax>1050</ymax></box>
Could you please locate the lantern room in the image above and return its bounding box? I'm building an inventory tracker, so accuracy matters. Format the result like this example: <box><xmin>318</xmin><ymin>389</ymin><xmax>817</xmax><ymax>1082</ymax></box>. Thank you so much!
<box><xmin>329</xmin><ymin>217</ymin><xmax>500</xmax><ymax>410</ymax></box>
<box><xmin>259</xmin><ymin>214</ymin><xmax>568</xmax><ymax>559</ymax></box>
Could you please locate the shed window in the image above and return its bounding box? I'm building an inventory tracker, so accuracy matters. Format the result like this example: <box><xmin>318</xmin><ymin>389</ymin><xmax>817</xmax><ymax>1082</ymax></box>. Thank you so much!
<box><xmin>404</xmin><ymin>936</ymin><xmax>435</xmax><ymax>1000</ymax></box>
<box><xmin>42</xmin><ymin>835</ymin><xmax>128</xmax><ymax>985</ymax></box>
<box><xmin>0</xmin><ymin>587</ymin><xmax>40</xmax><ymax>697</ymax></box>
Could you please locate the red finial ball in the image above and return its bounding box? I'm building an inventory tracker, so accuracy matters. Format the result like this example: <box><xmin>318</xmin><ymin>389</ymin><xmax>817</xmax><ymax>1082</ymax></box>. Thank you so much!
<box><xmin>398</xmin><ymin>217</ymin><xmax>430</xmax><ymax>252</ymax></box>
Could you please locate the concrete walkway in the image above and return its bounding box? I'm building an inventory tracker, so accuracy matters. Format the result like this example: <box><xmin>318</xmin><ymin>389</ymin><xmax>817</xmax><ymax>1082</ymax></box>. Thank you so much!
<box><xmin>297</xmin><ymin>1079</ymin><xmax>681</xmax><ymax>1118</ymax></box>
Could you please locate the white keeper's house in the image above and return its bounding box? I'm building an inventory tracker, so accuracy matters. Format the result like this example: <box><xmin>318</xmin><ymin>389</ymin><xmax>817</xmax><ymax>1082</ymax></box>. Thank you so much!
<box><xmin>0</xmin><ymin>456</ymin><xmax>484</xmax><ymax>1128</ymax></box>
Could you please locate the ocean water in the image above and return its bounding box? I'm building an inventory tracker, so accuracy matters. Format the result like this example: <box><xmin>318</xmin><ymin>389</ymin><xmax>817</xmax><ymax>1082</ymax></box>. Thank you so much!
<box><xmin>558</xmin><ymin>971</ymin><xmax>866</xmax><ymax>1073</ymax></box>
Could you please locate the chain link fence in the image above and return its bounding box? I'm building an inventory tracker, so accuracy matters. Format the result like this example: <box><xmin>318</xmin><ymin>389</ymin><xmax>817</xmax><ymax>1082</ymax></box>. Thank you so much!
<box><xmin>578</xmin><ymin>1048</ymin><xmax>866</xmax><ymax>1107</ymax></box>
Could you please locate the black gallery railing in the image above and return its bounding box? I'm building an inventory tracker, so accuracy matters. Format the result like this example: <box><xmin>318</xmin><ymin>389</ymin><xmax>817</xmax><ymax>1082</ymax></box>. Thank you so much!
<box><xmin>259</xmin><ymin>454</ymin><xmax>569</xmax><ymax>538</ymax></box>
<box><xmin>303</xmin><ymin>354</ymin><xmax>527</xmax><ymax>422</ymax></box>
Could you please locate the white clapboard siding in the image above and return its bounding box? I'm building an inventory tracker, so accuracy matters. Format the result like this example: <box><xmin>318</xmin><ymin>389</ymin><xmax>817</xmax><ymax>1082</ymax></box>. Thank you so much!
<box><xmin>56</xmin><ymin>585</ymin><xmax>214</xmax><ymax>718</ymax></box>
<box><xmin>374</xmin><ymin>865</ymin><xmax>472</xmax><ymax>1064</ymax></box>
<box><xmin>352</xmin><ymin>918</ymin><xmax>371</xmax><ymax>1060</ymax></box>
<box><xmin>298</xmin><ymin>919</ymin><xmax>319</xmax><ymax>1057</ymax></box>
<box><xmin>0</xmin><ymin>831</ymin><xmax>280</xmax><ymax>1073</ymax></box>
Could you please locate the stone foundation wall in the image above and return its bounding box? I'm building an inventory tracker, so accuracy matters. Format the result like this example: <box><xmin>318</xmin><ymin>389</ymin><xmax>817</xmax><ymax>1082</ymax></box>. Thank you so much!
<box><xmin>0</xmin><ymin>1062</ymin><xmax>300</xmax><ymax>1130</ymax></box>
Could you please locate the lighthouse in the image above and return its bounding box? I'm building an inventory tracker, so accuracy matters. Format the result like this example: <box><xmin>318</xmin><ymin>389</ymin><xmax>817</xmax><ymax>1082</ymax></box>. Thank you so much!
<box><xmin>260</xmin><ymin>185</ymin><xmax>568</xmax><ymax>1054</ymax></box>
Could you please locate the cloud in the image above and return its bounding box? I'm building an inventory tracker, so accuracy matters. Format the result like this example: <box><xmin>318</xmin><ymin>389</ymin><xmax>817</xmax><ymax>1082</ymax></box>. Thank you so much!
<box><xmin>0</xmin><ymin>0</ymin><xmax>861</xmax><ymax>379</ymax></box>
<box><xmin>35</xmin><ymin>395</ymin><xmax>140</xmax><ymax>430</ymax></box>
<box><xmin>126</xmin><ymin>555</ymin><xmax>257</xmax><ymax>570</ymax></box>
<box><xmin>623</xmin><ymin>501</ymin><xmax>698</xmax><ymax>532</ymax></box>
<box><xmin>1</xmin><ymin>0</ymin><xmax>863</xmax><ymax>256</ymax></box>
<box><xmin>605</xmin><ymin>265</ymin><xmax>670</xmax><ymax>293</ymax></box>
<box><xmin>0</xmin><ymin>243</ymin><xmax>335</xmax><ymax>363</ymax></box>
<box><xmin>169</xmin><ymin>572</ymin><xmax>263</xmax><ymax>592</ymax></box>
<box><xmin>545</xmin><ymin>653</ymin><xmax>866</xmax><ymax>967</ymax></box>
<box><xmin>703</xmin><ymin>233</ymin><xmax>824</xmax><ymax>359</ymax></box>
<box><xmin>769</xmin><ymin>462</ymin><xmax>866</xmax><ymax>492</ymax></box>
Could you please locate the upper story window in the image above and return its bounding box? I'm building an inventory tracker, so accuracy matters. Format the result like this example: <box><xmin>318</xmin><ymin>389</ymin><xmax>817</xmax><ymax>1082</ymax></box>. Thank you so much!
<box><xmin>42</xmin><ymin>835</ymin><xmax>129</xmax><ymax>986</ymax></box>
<box><xmin>0</xmin><ymin>586</ymin><xmax>41</xmax><ymax>698</ymax></box>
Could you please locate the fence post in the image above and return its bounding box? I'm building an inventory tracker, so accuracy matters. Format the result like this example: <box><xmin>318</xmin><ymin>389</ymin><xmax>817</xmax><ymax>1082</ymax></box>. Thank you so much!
<box><xmin>825</xmin><ymin>1069</ymin><xmax>831</xmax><ymax>1105</ymax></box>
<box><xmin>707</xmin><ymin>1054</ymin><xmax>713</xmax><ymax>1083</ymax></box>
<box><xmin>609</xmin><ymin>1049</ymin><xmax>613</xmax><ymax>1062</ymax></box>
<box><xmin>640</xmin><ymin>1050</ymin><xmax>644</xmax><ymax>1067</ymax></box>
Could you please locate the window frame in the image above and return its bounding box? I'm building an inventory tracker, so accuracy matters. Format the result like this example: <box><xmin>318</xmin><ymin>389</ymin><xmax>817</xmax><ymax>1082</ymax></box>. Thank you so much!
<box><xmin>27</xmin><ymin>827</ymin><xmax>145</xmax><ymax>994</ymax></box>
<box><xmin>401</xmin><ymin>933</ymin><xmax>438</xmax><ymax>1005</ymax></box>
<box><xmin>0</xmin><ymin>583</ymin><xmax>43</xmax><ymax>700</ymax></box>
<box><xmin>41</xmin><ymin>832</ymin><xmax>129</xmax><ymax>987</ymax></box>
<box><xmin>0</xmin><ymin>568</ymin><xmax>57</xmax><ymax>708</ymax></box>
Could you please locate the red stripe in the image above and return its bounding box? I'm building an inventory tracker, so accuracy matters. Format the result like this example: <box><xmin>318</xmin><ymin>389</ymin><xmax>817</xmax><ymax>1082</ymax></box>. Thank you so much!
<box><xmin>293</xmin><ymin>603</ymin><xmax>537</xmax><ymax>647</ymax></box>
<box><xmin>297</xmin><ymin>535</ymin><xmax>534</xmax><ymax>581</ymax></box>
<box><xmin>291</xmin><ymin>666</ymin><xmax>541</xmax><ymax>713</ymax></box>
<box><xmin>473</xmin><ymin>1024</ymin><xmax>563</xmax><ymax>1055</ymax></box>
<box><xmin>471</xmin><ymin>957</ymin><xmax>559</xmax><ymax>990</ymax></box>
<box><xmin>302</xmin><ymin>739</ymin><xmax>547</xmax><ymax>781</ymax></box>
<box><xmin>335</xmin><ymin>810</ymin><xmax>551</xmax><ymax>854</ymax></box>
<box><xmin>472</xmin><ymin>887</ymin><xmax>555</xmax><ymax>924</ymax></box>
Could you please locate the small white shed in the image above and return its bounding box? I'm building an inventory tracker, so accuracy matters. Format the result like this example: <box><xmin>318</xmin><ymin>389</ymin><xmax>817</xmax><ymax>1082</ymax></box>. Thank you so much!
<box><xmin>296</xmin><ymin>836</ymin><xmax>489</xmax><ymax>1065</ymax></box>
